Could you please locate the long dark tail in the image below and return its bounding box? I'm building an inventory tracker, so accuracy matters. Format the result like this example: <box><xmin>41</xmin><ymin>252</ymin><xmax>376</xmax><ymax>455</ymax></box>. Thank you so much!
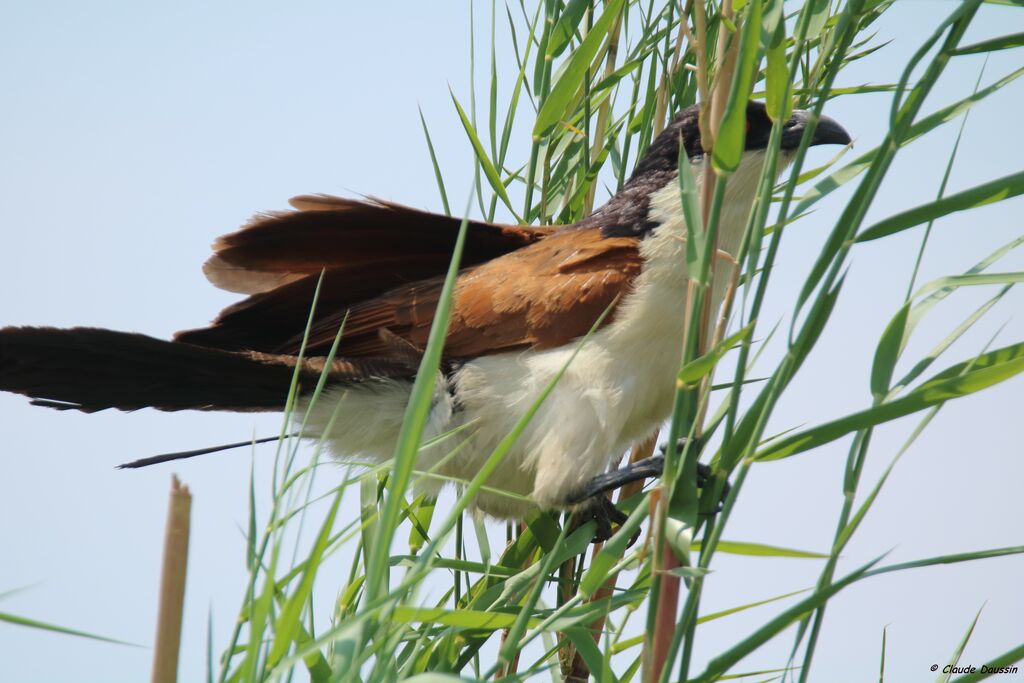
<box><xmin>0</xmin><ymin>326</ymin><xmax>396</xmax><ymax>413</ymax></box>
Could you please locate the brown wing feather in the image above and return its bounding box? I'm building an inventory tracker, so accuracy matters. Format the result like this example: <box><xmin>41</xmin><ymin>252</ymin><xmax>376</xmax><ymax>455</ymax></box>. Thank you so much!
<box><xmin>175</xmin><ymin>264</ymin><xmax>443</xmax><ymax>352</ymax></box>
<box><xmin>278</xmin><ymin>227</ymin><xmax>642</xmax><ymax>359</ymax></box>
<box><xmin>203</xmin><ymin>194</ymin><xmax>551</xmax><ymax>294</ymax></box>
<box><xmin>177</xmin><ymin>195</ymin><xmax>555</xmax><ymax>352</ymax></box>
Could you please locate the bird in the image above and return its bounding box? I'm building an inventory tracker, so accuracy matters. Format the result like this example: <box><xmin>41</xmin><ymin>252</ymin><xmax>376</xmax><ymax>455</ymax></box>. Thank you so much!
<box><xmin>0</xmin><ymin>101</ymin><xmax>850</xmax><ymax>536</ymax></box>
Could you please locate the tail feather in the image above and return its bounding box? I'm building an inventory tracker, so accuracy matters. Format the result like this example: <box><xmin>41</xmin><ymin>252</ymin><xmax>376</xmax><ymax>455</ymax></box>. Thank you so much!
<box><xmin>0</xmin><ymin>326</ymin><xmax>401</xmax><ymax>413</ymax></box>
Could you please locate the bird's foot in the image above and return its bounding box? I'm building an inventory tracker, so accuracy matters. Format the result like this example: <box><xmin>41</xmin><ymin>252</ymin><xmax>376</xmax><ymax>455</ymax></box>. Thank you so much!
<box><xmin>566</xmin><ymin>438</ymin><xmax>729</xmax><ymax>530</ymax></box>
<box><xmin>567</xmin><ymin>437</ymin><xmax>700</xmax><ymax>504</ymax></box>
<box><xmin>570</xmin><ymin>495</ymin><xmax>629</xmax><ymax>544</ymax></box>
<box><xmin>564</xmin><ymin>448</ymin><xmax>668</xmax><ymax>545</ymax></box>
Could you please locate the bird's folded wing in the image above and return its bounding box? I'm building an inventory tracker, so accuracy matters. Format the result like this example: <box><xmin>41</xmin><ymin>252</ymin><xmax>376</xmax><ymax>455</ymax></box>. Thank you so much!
<box><xmin>176</xmin><ymin>195</ymin><xmax>553</xmax><ymax>353</ymax></box>
<box><xmin>203</xmin><ymin>194</ymin><xmax>550</xmax><ymax>295</ymax></box>
<box><xmin>179</xmin><ymin>226</ymin><xmax>643</xmax><ymax>365</ymax></box>
<box><xmin>293</xmin><ymin>227</ymin><xmax>643</xmax><ymax>359</ymax></box>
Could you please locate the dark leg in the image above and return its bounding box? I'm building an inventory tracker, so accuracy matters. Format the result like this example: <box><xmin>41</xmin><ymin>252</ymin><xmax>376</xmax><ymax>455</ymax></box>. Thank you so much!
<box><xmin>568</xmin><ymin>438</ymin><xmax>730</xmax><ymax>515</ymax></box>
<box><xmin>566</xmin><ymin>455</ymin><xmax>665</xmax><ymax>505</ymax></box>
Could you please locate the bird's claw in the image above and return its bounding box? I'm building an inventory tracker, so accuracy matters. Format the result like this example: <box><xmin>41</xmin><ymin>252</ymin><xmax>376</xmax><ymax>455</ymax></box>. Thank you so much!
<box><xmin>566</xmin><ymin>438</ymin><xmax>730</xmax><ymax>541</ymax></box>
<box><xmin>572</xmin><ymin>496</ymin><xmax>641</xmax><ymax>546</ymax></box>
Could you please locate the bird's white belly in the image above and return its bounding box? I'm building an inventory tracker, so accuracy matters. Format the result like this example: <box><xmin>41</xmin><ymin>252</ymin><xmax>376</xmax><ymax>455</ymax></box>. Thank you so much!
<box><xmin>298</xmin><ymin>321</ymin><xmax>682</xmax><ymax>519</ymax></box>
<box><xmin>297</xmin><ymin>274</ymin><xmax>715</xmax><ymax>519</ymax></box>
<box><xmin>437</xmin><ymin>320</ymin><xmax>683</xmax><ymax>517</ymax></box>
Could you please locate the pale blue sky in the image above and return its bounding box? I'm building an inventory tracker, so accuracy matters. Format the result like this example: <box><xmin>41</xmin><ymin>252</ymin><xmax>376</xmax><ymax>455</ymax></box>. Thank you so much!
<box><xmin>1</xmin><ymin>2</ymin><xmax>1023</xmax><ymax>681</ymax></box>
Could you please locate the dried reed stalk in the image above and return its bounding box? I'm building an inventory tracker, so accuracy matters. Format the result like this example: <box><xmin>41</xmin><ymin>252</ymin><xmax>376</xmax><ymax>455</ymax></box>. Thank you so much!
<box><xmin>151</xmin><ymin>475</ymin><xmax>192</xmax><ymax>683</ymax></box>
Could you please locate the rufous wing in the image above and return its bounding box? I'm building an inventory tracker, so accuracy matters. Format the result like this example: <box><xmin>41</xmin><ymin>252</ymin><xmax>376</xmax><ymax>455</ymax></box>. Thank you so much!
<box><xmin>274</xmin><ymin>227</ymin><xmax>643</xmax><ymax>360</ymax></box>
<box><xmin>176</xmin><ymin>196</ymin><xmax>553</xmax><ymax>353</ymax></box>
<box><xmin>179</xmin><ymin>219</ymin><xmax>643</xmax><ymax>367</ymax></box>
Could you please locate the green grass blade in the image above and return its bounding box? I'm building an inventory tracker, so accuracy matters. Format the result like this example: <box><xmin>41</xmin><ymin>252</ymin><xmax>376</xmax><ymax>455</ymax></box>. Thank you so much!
<box><xmin>696</xmin><ymin>589</ymin><xmax>810</xmax><ymax>624</ymax></box>
<box><xmin>0</xmin><ymin>611</ymin><xmax>138</xmax><ymax>647</ymax></box>
<box><xmin>865</xmin><ymin>546</ymin><xmax>1024</xmax><ymax>580</ymax></box>
<box><xmin>936</xmin><ymin>605</ymin><xmax>984</xmax><ymax>683</ymax></box>
<box><xmin>547</xmin><ymin>0</ymin><xmax>589</xmax><ymax>59</ymax></box>
<box><xmin>870</xmin><ymin>301</ymin><xmax>910</xmax><ymax>398</ymax></box>
<box><xmin>711</xmin><ymin>0</ymin><xmax>764</xmax><ymax>174</ymax></box>
<box><xmin>856</xmin><ymin>170</ymin><xmax>1024</xmax><ymax>243</ymax></box>
<box><xmin>450</xmin><ymin>93</ymin><xmax>522</xmax><ymax>221</ymax></box>
<box><xmin>579</xmin><ymin>494</ymin><xmax>652</xmax><ymax>597</ymax></box>
<box><xmin>694</xmin><ymin>540</ymin><xmax>829</xmax><ymax>559</ymax></box>
<box><xmin>893</xmin><ymin>286</ymin><xmax>1011</xmax><ymax>394</ymax></box>
<box><xmin>391</xmin><ymin>606</ymin><xmax>535</xmax><ymax>630</ymax></box>
<box><xmin>952</xmin><ymin>31</ymin><xmax>1024</xmax><ymax>55</ymax></box>
<box><xmin>363</xmin><ymin>203</ymin><xmax>470</xmax><ymax>608</ymax></box>
<box><xmin>791</xmin><ymin>66</ymin><xmax>1024</xmax><ymax>218</ymax></box>
<box><xmin>678</xmin><ymin>323</ymin><xmax>754</xmax><ymax>385</ymax></box>
<box><xmin>266</xmin><ymin>487</ymin><xmax>343</xmax><ymax>667</ymax></box>
<box><xmin>418</xmin><ymin>107</ymin><xmax>452</xmax><ymax>215</ymax></box>
<box><xmin>948</xmin><ymin>643</ymin><xmax>1024</xmax><ymax>682</ymax></box>
<box><xmin>533</xmin><ymin>0</ymin><xmax>626</xmax><ymax>138</ymax></box>
<box><xmin>911</xmin><ymin>272</ymin><xmax>1024</xmax><ymax>299</ymax></box>
<box><xmin>691</xmin><ymin>555</ymin><xmax>885</xmax><ymax>682</ymax></box>
<box><xmin>677</xmin><ymin>132</ymin><xmax>705</xmax><ymax>272</ymax></box>
<box><xmin>757</xmin><ymin>340</ymin><xmax>1024</xmax><ymax>461</ymax></box>
<box><xmin>879</xmin><ymin>625</ymin><xmax>887</xmax><ymax>683</ymax></box>
<box><xmin>764</xmin><ymin>10</ymin><xmax>793</xmax><ymax>123</ymax></box>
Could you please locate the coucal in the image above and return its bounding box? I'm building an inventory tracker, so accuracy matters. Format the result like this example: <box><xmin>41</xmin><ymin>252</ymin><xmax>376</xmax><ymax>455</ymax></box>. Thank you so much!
<box><xmin>0</xmin><ymin>101</ymin><xmax>850</xmax><ymax>532</ymax></box>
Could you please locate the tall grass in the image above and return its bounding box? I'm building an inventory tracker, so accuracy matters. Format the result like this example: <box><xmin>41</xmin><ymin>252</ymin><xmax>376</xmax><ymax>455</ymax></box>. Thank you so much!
<box><xmin>9</xmin><ymin>1</ymin><xmax>1024</xmax><ymax>681</ymax></box>
<box><xmin>210</xmin><ymin>2</ymin><xmax>1024</xmax><ymax>682</ymax></box>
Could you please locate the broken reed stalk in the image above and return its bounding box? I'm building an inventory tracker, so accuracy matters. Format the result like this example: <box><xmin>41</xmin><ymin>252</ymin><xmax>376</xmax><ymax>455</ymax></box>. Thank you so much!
<box><xmin>151</xmin><ymin>475</ymin><xmax>192</xmax><ymax>683</ymax></box>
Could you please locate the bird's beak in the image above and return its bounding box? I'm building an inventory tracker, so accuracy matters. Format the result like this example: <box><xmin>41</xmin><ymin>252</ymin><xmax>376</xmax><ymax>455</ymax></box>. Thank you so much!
<box><xmin>781</xmin><ymin>110</ymin><xmax>852</xmax><ymax>149</ymax></box>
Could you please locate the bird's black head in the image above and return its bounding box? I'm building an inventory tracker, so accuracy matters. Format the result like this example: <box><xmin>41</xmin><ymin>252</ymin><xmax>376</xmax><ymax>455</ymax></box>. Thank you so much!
<box><xmin>582</xmin><ymin>100</ymin><xmax>850</xmax><ymax>239</ymax></box>
<box><xmin>631</xmin><ymin>100</ymin><xmax>851</xmax><ymax>179</ymax></box>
